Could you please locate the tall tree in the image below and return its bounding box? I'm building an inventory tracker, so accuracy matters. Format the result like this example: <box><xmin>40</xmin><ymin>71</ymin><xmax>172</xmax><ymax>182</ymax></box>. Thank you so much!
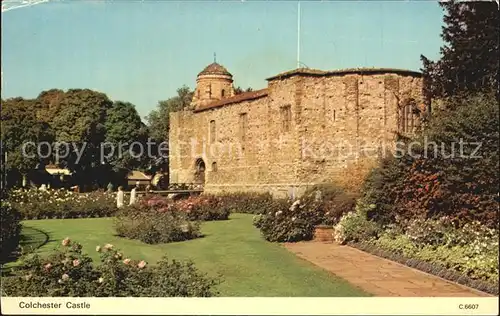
<box><xmin>34</xmin><ymin>89</ymin><xmax>66</xmax><ymax>124</ymax></box>
<box><xmin>146</xmin><ymin>85</ymin><xmax>193</xmax><ymax>142</ymax></box>
<box><xmin>1</xmin><ymin>98</ymin><xmax>54</xmax><ymax>184</ymax></box>
<box><xmin>104</xmin><ymin>101</ymin><xmax>150</xmax><ymax>178</ymax></box>
<box><xmin>50</xmin><ymin>89</ymin><xmax>113</xmax><ymax>187</ymax></box>
<box><xmin>420</xmin><ymin>1</ymin><xmax>499</xmax><ymax>101</ymax></box>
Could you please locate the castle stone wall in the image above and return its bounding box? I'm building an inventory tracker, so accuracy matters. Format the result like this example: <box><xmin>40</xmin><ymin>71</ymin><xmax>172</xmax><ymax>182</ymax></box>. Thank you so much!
<box><xmin>169</xmin><ymin>70</ymin><xmax>423</xmax><ymax>198</ymax></box>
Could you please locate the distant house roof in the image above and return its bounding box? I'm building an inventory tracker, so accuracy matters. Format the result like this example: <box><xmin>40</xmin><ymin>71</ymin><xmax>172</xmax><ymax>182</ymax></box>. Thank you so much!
<box><xmin>193</xmin><ymin>88</ymin><xmax>269</xmax><ymax>113</ymax></box>
<box><xmin>45</xmin><ymin>165</ymin><xmax>72</xmax><ymax>175</ymax></box>
<box><xmin>127</xmin><ymin>171</ymin><xmax>152</xmax><ymax>181</ymax></box>
<box><xmin>198</xmin><ymin>62</ymin><xmax>232</xmax><ymax>77</ymax></box>
<box><xmin>266</xmin><ymin>67</ymin><xmax>422</xmax><ymax>81</ymax></box>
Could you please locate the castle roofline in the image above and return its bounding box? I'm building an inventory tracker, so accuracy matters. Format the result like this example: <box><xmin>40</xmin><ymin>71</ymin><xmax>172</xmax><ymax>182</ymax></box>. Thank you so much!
<box><xmin>193</xmin><ymin>88</ymin><xmax>268</xmax><ymax>113</ymax></box>
<box><xmin>266</xmin><ymin>67</ymin><xmax>422</xmax><ymax>81</ymax></box>
<box><xmin>198</xmin><ymin>62</ymin><xmax>232</xmax><ymax>77</ymax></box>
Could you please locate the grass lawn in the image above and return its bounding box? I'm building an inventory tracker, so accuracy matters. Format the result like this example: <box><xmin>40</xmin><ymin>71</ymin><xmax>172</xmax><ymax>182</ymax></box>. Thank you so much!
<box><xmin>7</xmin><ymin>213</ymin><xmax>370</xmax><ymax>297</ymax></box>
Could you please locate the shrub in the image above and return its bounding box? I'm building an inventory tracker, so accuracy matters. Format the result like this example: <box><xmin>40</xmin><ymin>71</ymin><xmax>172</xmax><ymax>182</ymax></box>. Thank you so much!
<box><xmin>252</xmin><ymin>185</ymin><xmax>356</xmax><ymax>243</ymax></box>
<box><xmin>175</xmin><ymin>195</ymin><xmax>230</xmax><ymax>221</ymax></box>
<box><xmin>217</xmin><ymin>192</ymin><xmax>274</xmax><ymax>214</ymax></box>
<box><xmin>333</xmin><ymin>201</ymin><xmax>381</xmax><ymax>244</ymax></box>
<box><xmin>363</xmin><ymin>93</ymin><xmax>499</xmax><ymax>228</ymax></box>
<box><xmin>8</xmin><ymin>189</ymin><xmax>116</xmax><ymax>220</ymax></box>
<box><xmin>1</xmin><ymin>238</ymin><xmax>220</xmax><ymax>297</ymax></box>
<box><xmin>302</xmin><ymin>184</ymin><xmax>357</xmax><ymax>225</ymax></box>
<box><xmin>370</xmin><ymin>220</ymin><xmax>499</xmax><ymax>284</ymax></box>
<box><xmin>253</xmin><ymin>199</ymin><xmax>315</xmax><ymax>242</ymax></box>
<box><xmin>114</xmin><ymin>204</ymin><xmax>201</xmax><ymax>244</ymax></box>
<box><xmin>1</xmin><ymin>196</ymin><xmax>22</xmax><ymax>259</ymax></box>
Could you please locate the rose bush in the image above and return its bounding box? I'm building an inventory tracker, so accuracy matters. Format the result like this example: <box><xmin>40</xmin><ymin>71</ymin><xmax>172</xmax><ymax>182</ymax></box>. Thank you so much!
<box><xmin>217</xmin><ymin>192</ymin><xmax>275</xmax><ymax>214</ymax></box>
<box><xmin>332</xmin><ymin>201</ymin><xmax>381</xmax><ymax>244</ymax></box>
<box><xmin>8</xmin><ymin>189</ymin><xmax>116</xmax><ymax>219</ymax></box>
<box><xmin>1</xmin><ymin>238</ymin><xmax>220</xmax><ymax>297</ymax></box>
<box><xmin>114</xmin><ymin>204</ymin><xmax>201</xmax><ymax>244</ymax></box>
<box><xmin>175</xmin><ymin>195</ymin><xmax>230</xmax><ymax>221</ymax></box>
<box><xmin>253</xmin><ymin>185</ymin><xmax>357</xmax><ymax>242</ymax></box>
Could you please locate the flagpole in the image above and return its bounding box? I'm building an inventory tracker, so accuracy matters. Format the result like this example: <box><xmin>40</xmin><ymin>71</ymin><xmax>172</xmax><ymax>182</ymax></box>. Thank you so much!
<box><xmin>297</xmin><ymin>1</ymin><xmax>301</xmax><ymax>69</ymax></box>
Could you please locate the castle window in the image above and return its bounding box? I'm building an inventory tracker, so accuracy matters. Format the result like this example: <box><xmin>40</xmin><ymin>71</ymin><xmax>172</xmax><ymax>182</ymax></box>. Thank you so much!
<box><xmin>209</xmin><ymin>120</ymin><xmax>216</xmax><ymax>143</ymax></box>
<box><xmin>221</xmin><ymin>89</ymin><xmax>225</xmax><ymax>97</ymax></box>
<box><xmin>333</xmin><ymin>110</ymin><xmax>336</xmax><ymax>121</ymax></box>
<box><xmin>208</xmin><ymin>85</ymin><xmax>212</xmax><ymax>98</ymax></box>
<box><xmin>399</xmin><ymin>98</ymin><xmax>418</xmax><ymax>134</ymax></box>
<box><xmin>212</xmin><ymin>162</ymin><xmax>217</xmax><ymax>172</ymax></box>
<box><xmin>281</xmin><ymin>105</ymin><xmax>292</xmax><ymax>132</ymax></box>
<box><xmin>239</xmin><ymin>113</ymin><xmax>248</xmax><ymax>142</ymax></box>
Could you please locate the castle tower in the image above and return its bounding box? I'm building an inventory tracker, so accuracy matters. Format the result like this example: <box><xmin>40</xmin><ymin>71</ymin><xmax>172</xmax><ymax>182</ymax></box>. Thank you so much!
<box><xmin>191</xmin><ymin>62</ymin><xmax>234</xmax><ymax>109</ymax></box>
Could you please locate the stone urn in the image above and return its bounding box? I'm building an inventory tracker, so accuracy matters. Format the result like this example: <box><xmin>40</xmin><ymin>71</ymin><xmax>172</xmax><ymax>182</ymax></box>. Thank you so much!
<box><xmin>313</xmin><ymin>225</ymin><xmax>334</xmax><ymax>242</ymax></box>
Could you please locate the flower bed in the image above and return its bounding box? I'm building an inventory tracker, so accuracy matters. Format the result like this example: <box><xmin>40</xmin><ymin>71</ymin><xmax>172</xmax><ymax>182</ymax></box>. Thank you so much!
<box><xmin>114</xmin><ymin>203</ymin><xmax>202</xmax><ymax>244</ymax></box>
<box><xmin>139</xmin><ymin>194</ymin><xmax>230</xmax><ymax>221</ymax></box>
<box><xmin>350</xmin><ymin>242</ymin><xmax>498</xmax><ymax>296</ymax></box>
<box><xmin>254</xmin><ymin>185</ymin><xmax>357</xmax><ymax>243</ymax></box>
<box><xmin>217</xmin><ymin>192</ymin><xmax>275</xmax><ymax>214</ymax></box>
<box><xmin>1</xmin><ymin>238</ymin><xmax>220</xmax><ymax>297</ymax></box>
<box><xmin>7</xmin><ymin>189</ymin><xmax>116</xmax><ymax>220</ymax></box>
<box><xmin>332</xmin><ymin>203</ymin><xmax>498</xmax><ymax>293</ymax></box>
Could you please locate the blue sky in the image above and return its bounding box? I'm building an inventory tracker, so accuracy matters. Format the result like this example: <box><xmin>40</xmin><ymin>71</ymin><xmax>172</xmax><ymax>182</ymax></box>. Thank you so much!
<box><xmin>1</xmin><ymin>0</ymin><xmax>444</xmax><ymax>119</ymax></box>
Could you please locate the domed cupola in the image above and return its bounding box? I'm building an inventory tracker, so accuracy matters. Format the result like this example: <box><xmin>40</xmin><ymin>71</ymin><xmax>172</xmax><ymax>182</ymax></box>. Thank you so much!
<box><xmin>192</xmin><ymin>60</ymin><xmax>235</xmax><ymax>109</ymax></box>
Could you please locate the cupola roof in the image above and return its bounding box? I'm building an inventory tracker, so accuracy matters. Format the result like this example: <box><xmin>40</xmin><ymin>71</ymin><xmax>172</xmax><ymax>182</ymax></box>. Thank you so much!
<box><xmin>198</xmin><ymin>62</ymin><xmax>232</xmax><ymax>77</ymax></box>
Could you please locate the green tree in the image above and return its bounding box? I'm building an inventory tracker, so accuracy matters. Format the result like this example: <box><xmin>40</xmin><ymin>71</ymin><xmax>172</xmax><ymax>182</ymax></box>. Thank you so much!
<box><xmin>1</xmin><ymin>97</ymin><xmax>54</xmax><ymax>184</ymax></box>
<box><xmin>420</xmin><ymin>0</ymin><xmax>499</xmax><ymax>101</ymax></box>
<box><xmin>34</xmin><ymin>89</ymin><xmax>66</xmax><ymax>124</ymax></box>
<box><xmin>104</xmin><ymin>101</ymin><xmax>150</xmax><ymax>179</ymax></box>
<box><xmin>146</xmin><ymin>85</ymin><xmax>193</xmax><ymax>142</ymax></box>
<box><xmin>50</xmin><ymin>89</ymin><xmax>113</xmax><ymax>188</ymax></box>
<box><xmin>234</xmin><ymin>86</ymin><xmax>253</xmax><ymax>95</ymax></box>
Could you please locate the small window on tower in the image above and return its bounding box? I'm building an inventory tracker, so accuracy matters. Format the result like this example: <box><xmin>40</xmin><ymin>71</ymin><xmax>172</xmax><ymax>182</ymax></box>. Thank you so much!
<box><xmin>281</xmin><ymin>105</ymin><xmax>292</xmax><ymax>132</ymax></box>
<box><xmin>210</xmin><ymin>120</ymin><xmax>216</xmax><ymax>143</ymax></box>
<box><xmin>212</xmin><ymin>162</ymin><xmax>217</xmax><ymax>172</ymax></box>
<box><xmin>221</xmin><ymin>89</ymin><xmax>225</xmax><ymax>97</ymax></box>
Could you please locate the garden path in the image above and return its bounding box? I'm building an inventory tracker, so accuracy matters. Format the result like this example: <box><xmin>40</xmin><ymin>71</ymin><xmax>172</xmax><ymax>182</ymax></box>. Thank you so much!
<box><xmin>284</xmin><ymin>242</ymin><xmax>492</xmax><ymax>297</ymax></box>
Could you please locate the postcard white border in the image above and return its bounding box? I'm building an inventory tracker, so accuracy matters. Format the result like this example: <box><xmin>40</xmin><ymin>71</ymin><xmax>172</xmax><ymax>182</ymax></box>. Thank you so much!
<box><xmin>1</xmin><ymin>297</ymin><xmax>499</xmax><ymax>315</ymax></box>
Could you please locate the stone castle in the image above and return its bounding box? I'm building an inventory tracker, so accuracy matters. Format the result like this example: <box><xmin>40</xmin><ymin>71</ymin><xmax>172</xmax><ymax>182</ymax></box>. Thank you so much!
<box><xmin>169</xmin><ymin>62</ymin><xmax>425</xmax><ymax>197</ymax></box>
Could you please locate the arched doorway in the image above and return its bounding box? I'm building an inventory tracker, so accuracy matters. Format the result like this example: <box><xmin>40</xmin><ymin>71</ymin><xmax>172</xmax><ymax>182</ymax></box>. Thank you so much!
<box><xmin>194</xmin><ymin>158</ymin><xmax>206</xmax><ymax>185</ymax></box>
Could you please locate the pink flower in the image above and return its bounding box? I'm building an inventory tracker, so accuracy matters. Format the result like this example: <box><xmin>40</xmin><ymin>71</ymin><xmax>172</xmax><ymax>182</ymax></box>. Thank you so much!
<box><xmin>137</xmin><ymin>260</ymin><xmax>147</xmax><ymax>269</ymax></box>
<box><xmin>123</xmin><ymin>258</ymin><xmax>131</xmax><ymax>265</ymax></box>
<box><xmin>44</xmin><ymin>263</ymin><xmax>52</xmax><ymax>271</ymax></box>
<box><xmin>61</xmin><ymin>273</ymin><xmax>70</xmax><ymax>281</ymax></box>
<box><xmin>62</xmin><ymin>237</ymin><xmax>71</xmax><ymax>246</ymax></box>
<box><xmin>73</xmin><ymin>259</ymin><xmax>80</xmax><ymax>267</ymax></box>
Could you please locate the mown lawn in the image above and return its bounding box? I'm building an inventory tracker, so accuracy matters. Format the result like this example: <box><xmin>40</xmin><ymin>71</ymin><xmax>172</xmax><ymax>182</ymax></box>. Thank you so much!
<box><xmin>8</xmin><ymin>213</ymin><xmax>370</xmax><ymax>297</ymax></box>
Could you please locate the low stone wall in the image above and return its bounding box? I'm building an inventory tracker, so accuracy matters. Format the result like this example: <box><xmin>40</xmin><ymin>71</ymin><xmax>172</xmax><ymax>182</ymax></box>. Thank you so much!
<box><xmin>203</xmin><ymin>183</ymin><xmax>314</xmax><ymax>199</ymax></box>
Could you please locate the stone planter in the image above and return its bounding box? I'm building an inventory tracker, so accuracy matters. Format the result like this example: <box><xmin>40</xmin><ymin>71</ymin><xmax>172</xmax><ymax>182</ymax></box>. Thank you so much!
<box><xmin>313</xmin><ymin>225</ymin><xmax>334</xmax><ymax>242</ymax></box>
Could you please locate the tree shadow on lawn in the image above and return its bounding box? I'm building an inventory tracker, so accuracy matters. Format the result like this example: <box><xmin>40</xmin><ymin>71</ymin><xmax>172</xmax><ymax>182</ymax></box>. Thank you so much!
<box><xmin>1</xmin><ymin>226</ymin><xmax>50</xmax><ymax>275</ymax></box>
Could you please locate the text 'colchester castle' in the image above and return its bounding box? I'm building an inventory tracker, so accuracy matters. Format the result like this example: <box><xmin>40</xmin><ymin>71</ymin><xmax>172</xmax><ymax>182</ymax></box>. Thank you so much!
<box><xmin>169</xmin><ymin>62</ymin><xmax>425</xmax><ymax>197</ymax></box>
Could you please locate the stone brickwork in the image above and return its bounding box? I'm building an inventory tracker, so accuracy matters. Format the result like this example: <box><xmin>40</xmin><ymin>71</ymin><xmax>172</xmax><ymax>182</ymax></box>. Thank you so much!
<box><xmin>169</xmin><ymin>65</ymin><xmax>424</xmax><ymax>198</ymax></box>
